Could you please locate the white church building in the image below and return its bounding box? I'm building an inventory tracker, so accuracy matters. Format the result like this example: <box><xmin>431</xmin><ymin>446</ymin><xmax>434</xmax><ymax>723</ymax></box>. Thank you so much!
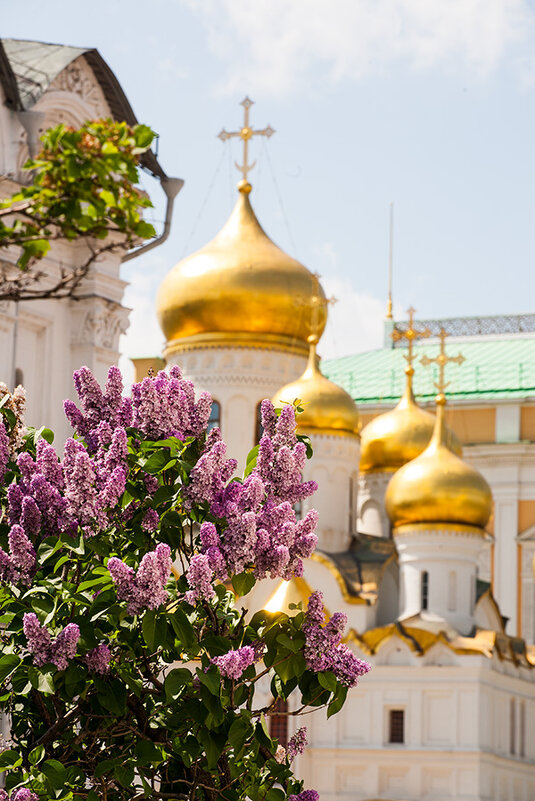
<box><xmin>1</xmin><ymin>38</ymin><xmax>534</xmax><ymax>801</ymax></box>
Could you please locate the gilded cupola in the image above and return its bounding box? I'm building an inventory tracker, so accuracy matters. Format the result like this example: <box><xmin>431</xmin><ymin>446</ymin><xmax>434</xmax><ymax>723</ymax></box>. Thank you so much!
<box><xmin>272</xmin><ymin>336</ymin><xmax>360</xmax><ymax>437</ymax></box>
<box><xmin>359</xmin><ymin>310</ymin><xmax>460</xmax><ymax>473</ymax></box>
<box><xmin>156</xmin><ymin>98</ymin><xmax>326</xmax><ymax>358</ymax></box>
<box><xmin>385</xmin><ymin>331</ymin><xmax>492</xmax><ymax>531</ymax></box>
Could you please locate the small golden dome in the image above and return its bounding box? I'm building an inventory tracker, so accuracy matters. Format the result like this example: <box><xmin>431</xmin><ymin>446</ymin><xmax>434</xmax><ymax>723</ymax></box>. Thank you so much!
<box><xmin>359</xmin><ymin>368</ymin><xmax>461</xmax><ymax>473</ymax></box>
<box><xmin>272</xmin><ymin>340</ymin><xmax>360</xmax><ymax>437</ymax></box>
<box><xmin>385</xmin><ymin>395</ymin><xmax>492</xmax><ymax>530</ymax></box>
<box><xmin>156</xmin><ymin>182</ymin><xmax>326</xmax><ymax>356</ymax></box>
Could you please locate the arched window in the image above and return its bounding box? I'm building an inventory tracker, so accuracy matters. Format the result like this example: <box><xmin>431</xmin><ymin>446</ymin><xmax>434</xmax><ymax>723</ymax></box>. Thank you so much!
<box><xmin>421</xmin><ymin>571</ymin><xmax>429</xmax><ymax>611</ymax></box>
<box><xmin>208</xmin><ymin>400</ymin><xmax>221</xmax><ymax>433</ymax></box>
<box><xmin>254</xmin><ymin>402</ymin><xmax>264</xmax><ymax>445</ymax></box>
<box><xmin>269</xmin><ymin>698</ymin><xmax>288</xmax><ymax>747</ymax></box>
<box><xmin>14</xmin><ymin>367</ymin><xmax>24</xmax><ymax>387</ymax></box>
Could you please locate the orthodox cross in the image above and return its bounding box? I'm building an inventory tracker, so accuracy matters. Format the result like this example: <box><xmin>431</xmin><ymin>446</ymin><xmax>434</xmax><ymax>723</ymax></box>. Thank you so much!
<box><xmin>391</xmin><ymin>307</ymin><xmax>431</xmax><ymax>372</ymax></box>
<box><xmin>420</xmin><ymin>327</ymin><xmax>465</xmax><ymax>397</ymax></box>
<box><xmin>218</xmin><ymin>97</ymin><xmax>275</xmax><ymax>183</ymax></box>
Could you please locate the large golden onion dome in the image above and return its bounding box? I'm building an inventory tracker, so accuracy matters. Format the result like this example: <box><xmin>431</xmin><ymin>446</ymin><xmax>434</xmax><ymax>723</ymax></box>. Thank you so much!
<box><xmin>385</xmin><ymin>394</ymin><xmax>492</xmax><ymax>530</ymax></box>
<box><xmin>156</xmin><ymin>181</ymin><xmax>326</xmax><ymax>356</ymax></box>
<box><xmin>272</xmin><ymin>339</ymin><xmax>360</xmax><ymax>437</ymax></box>
<box><xmin>359</xmin><ymin>367</ymin><xmax>461</xmax><ymax>473</ymax></box>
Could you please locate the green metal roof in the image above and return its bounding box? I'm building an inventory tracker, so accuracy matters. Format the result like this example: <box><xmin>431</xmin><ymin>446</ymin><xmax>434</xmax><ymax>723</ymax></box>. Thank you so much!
<box><xmin>322</xmin><ymin>337</ymin><xmax>535</xmax><ymax>406</ymax></box>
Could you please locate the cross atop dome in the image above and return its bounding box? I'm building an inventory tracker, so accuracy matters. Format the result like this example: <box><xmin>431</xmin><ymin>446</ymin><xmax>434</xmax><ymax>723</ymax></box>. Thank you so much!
<box><xmin>421</xmin><ymin>327</ymin><xmax>465</xmax><ymax>403</ymax></box>
<box><xmin>391</xmin><ymin>307</ymin><xmax>431</xmax><ymax>375</ymax></box>
<box><xmin>217</xmin><ymin>97</ymin><xmax>275</xmax><ymax>188</ymax></box>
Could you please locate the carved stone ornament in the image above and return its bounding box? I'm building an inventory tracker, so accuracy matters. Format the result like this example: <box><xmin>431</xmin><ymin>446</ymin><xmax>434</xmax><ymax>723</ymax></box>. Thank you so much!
<box><xmin>48</xmin><ymin>58</ymin><xmax>109</xmax><ymax>118</ymax></box>
<box><xmin>71</xmin><ymin>298</ymin><xmax>130</xmax><ymax>351</ymax></box>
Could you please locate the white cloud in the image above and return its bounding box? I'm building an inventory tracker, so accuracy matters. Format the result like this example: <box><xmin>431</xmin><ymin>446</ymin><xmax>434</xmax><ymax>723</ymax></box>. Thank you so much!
<box><xmin>320</xmin><ymin>275</ymin><xmax>385</xmax><ymax>359</ymax></box>
<box><xmin>184</xmin><ymin>0</ymin><xmax>532</xmax><ymax>95</ymax></box>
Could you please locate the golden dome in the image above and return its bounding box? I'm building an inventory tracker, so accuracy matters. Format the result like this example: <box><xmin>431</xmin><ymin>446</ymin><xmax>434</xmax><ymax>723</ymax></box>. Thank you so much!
<box><xmin>156</xmin><ymin>182</ymin><xmax>326</xmax><ymax>356</ymax></box>
<box><xmin>272</xmin><ymin>340</ymin><xmax>360</xmax><ymax>437</ymax></box>
<box><xmin>385</xmin><ymin>395</ymin><xmax>492</xmax><ymax>530</ymax></box>
<box><xmin>359</xmin><ymin>368</ymin><xmax>461</xmax><ymax>473</ymax></box>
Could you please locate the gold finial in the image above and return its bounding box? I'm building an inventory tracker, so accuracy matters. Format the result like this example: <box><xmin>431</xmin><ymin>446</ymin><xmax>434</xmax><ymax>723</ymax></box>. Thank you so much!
<box><xmin>391</xmin><ymin>307</ymin><xmax>431</xmax><ymax>376</ymax></box>
<box><xmin>386</xmin><ymin>202</ymin><xmax>394</xmax><ymax>319</ymax></box>
<box><xmin>218</xmin><ymin>97</ymin><xmax>275</xmax><ymax>185</ymax></box>
<box><xmin>420</xmin><ymin>327</ymin><xmax>465</xmax><ymax>404</ymax></box>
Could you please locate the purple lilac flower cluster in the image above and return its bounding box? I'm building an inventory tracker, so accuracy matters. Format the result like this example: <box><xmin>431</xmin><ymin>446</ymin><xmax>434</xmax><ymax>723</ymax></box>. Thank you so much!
<box><xmin>186</xmin><ymin>401</ymin><xmax>319</xmax><ymax>598</ymax></box>
<box><xmin>23</xmin><ymin>613</ymin><xmax>80</xmax><ymax>671</ymax></box>
<box><xmin>289</xmin><ymin>791</ymin><xmax>319</xmax><ymax>801</ymax></box>
<box><xmin>302</xmin><ymin>592</ymin><xmax>371</xmax><ymax>688</ymax></box>
<box><xmin>85</xmin><ymin>644</ymin><xmax>111</xmax><ymax>674</ymax></box>
<box><xmin>211</xmin><ymin>645</ymin><xmax>256</xmax><ymax>680</ymax></box>
<box><xmin>131</xmin><ymin>365</ymin><xmax>212</xmax><ymax>441</ymax></box>
<box><xmin>0</xmin><ymin>381</ymin><xmax>26</xmax><ymax>456</ymax></box>
<box><xmin>0</xmin><ymin>789</ymin><xmax>39</xmax><ymax>801</ymax></box>
<box><xmin>63</xmin><ymin>366</ymin><xmax>132</xmax><ymax>452</ymax></box>
<box><xmin>0</xmin><ymin>525</ymin><xmax>36</xmax><ymax>584</ymax></box>
<box><xmin>287</xmin><ymin>726</ymin><xmax>308</xmax><ymax>760</ymax></box>
<box><xmin>0</xmin><ymin>418</ymin><xmax>9</xmax><ymax>482</ymax></box>
<box><xmin>108</xmin><ymin>543</ymin><xmax>172</xmax><ymax>615</ymax></box>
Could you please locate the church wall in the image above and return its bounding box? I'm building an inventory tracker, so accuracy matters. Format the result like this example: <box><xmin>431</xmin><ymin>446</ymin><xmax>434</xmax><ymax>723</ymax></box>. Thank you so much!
<box><xmin>299</xmin><ymin>657</ymin><xmax>535</xmax><ymax>801</ymax></box>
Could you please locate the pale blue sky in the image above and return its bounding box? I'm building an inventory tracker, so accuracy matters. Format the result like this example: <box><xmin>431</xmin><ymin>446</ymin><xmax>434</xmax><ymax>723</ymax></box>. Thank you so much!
<box><xmin>3</xmin><ymin>0</ymin><xmax>535</xmax><ymax>374</ymax></box>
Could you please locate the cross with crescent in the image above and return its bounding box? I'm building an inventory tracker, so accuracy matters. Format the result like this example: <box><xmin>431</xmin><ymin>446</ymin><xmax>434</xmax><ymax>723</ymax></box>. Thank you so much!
<box><xmin>420</xmin><ymin>327</ymin><xmax>465</xmax><ymax>397</ymax></box>
<box><xmin>218</xmin><ymin>97</ymin><xmax>275</xmax><ymax>183</ymax></box>
<box><xmin>391</xmin><ymin>307</ymin><xmax>432</xmax><ymax>372</ymax></box>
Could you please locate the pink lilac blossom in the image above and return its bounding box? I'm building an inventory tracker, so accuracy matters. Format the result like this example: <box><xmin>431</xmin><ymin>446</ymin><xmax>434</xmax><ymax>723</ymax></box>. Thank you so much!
<box><xmin>302</xmin><ymin>592</ymin><xmax>370</xmax><ymax>688</ymax></box>
<box><xmin>0</xmin><ymin>418</ymin><xmax>9</xmax><ymax>481</ymax></box>
<box><xmin>289</xmin><ymin>791</ymin><xmax>319</xmax><ymax>801</ymax></box>
<box><xmin>131</xmin><ymin>366</ymin><xmax>212</xmax><ymax>442</ymax></box>
<box><xmin>141</xmin><ymin>508</ymin><xmax>159</xmax><ymax>532</ymax></box>
<box><xmin>0</xmin><ymin>790</ymin><xmax>39</xmax><ymax>801</ymax></box>
<box><xmin>0</xmin><ymin>525</ymin><xmax>36</xmax><ymax>584</ymax></box>
<box><xmin>23</xmin><ymin>613</ymin><xmax>80</xmax><ymax>671</ymax></box>
<box><xmin>185</xmin><ymin>554</ymin><xmax>215</xmax><ymax>604</ymax></box>
<box><xmin>190</xmin><ymin>400</ymin><xmax>319</xmax><ymax>585</ymax></box>
<box><xmin>211</xmin><ymin>645</ymin><xmax>256</xmax><ymax>679</ymax></box>
<box><xmin>85</xmin><ymin>644</ymin><xmax>111</xmax><ymax>674</ymax></box>
<box><xmin>287</xmin><ymin>727</ymin><xmax>308</xmax><ymax>761</ymax></box>
<box><xmin>64</xmin><ymin>365</ymin><xmax>132</xmax><ymax>451</ymax></box>
<box><xmin>108</xmin><ymin>544</ymin><xmax>172</xmax><ymax>615</ymax></box>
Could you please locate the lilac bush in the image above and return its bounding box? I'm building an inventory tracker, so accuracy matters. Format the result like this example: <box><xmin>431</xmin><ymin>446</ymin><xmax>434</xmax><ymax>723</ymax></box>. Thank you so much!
<box><xmin>0</xmin><ymin>366</ymin><xmax>370</xmax><ymax>800</ymax></box>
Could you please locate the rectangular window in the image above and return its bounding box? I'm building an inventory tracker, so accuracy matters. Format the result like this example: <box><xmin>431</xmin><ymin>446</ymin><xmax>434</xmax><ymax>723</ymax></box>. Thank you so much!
<box><xmin>520</xmin><ymin>700</ymin><xmax>525</xmax><ymax>758</ymax></box>
<box><xmin>389</xmin><ymin>709</ymin><xmax>405</xmax><ymax>744</ymax></box>
<box><xmin>269</xmin><ymin>698</ymin><xmax>288</xmax><ymax>747</ymax></box>
<box><xmin>421</xmin><ymin>571</ymin><xmax>429</xmax><ymax>611</ymax></box>
<box><xmin>510</xmin><ymin>698</ymin><xmax>516</xmax><ymax>755</ymax></box>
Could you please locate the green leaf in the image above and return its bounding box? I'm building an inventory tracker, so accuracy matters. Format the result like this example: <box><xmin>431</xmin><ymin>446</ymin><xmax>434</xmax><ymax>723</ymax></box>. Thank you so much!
<box><xmin>165</xmin><ymin>667</ymin><xmax>191</xmax><ymax>701</ymax></box>
<box><xmin>142</xmin><ymin>609</ymin><xmax>156</xmax><ymax>650</ymax></box>
<box><xmin>318</xmin><ymin>670</ymin><xmax>338</xmax><ymax>693</ymax></box>
<box><xmin>143</xmin><ymin>449</ymin><xmax>173</xmax><ymax>474</ymax></box>
<box><xmin>29</xmin><ymin>666</ymin><xmax>55</xmax><ymax>694</ymax></box>
<box><xmin>114</xmin><ymin>763</ymin><xmax>135</xmax><ymax>787</ymax></box>
<box><xmin>42</xmin><ymin>758</ymin><xmax>66</xmax><ymax>789</ymax></box>
<box><xmin>29</xmin><ymin>744</ymin><xmax>45</xmax><ymax>766</ymax></box>
<box><xmin>232</xmin><ymin>571</ymin><xmax>256</xmax><ymax>597</ymax></box>
<box><xmin>170</xmin><ymin>608</ymin><xmax>195</xmax><ymax>648</ymax></box>
<box><xmin>266</xmin><ymin>790</ymin><xmax>285</xmax><ymax>801</ymax></box>
<box><xmin>327</xmin><ymin>684</ymin><xmax>348</xmax><ymax>718</ymax></box>
<box><xmin>65</xmin><ymin>664</ymin><xmax>87</xmax><ymax>698</ymax></box>
<box><xmin>0</xmin><ymin>653</ymin><xmax>20</xmax><ymax>684</ymax></box>
<box><xmin>198</xmin><ymin>729</ymin><xmax>224</xmax><ymax>769</ymax></box>
<box><xmin>196</xmin><ymin>665</ymin><xmax>221</xmax><ymax>697</ymax></box>
<box><xmin>0</xmin><ymin>749</ymin><xmax>22</xmax><ymax>771</ymax></box>
<box><xmin>135</xmin><ymin>739</ymin><xmax>163</xmax><ymax>766</ymax></box>
<box><xmin>228</xmin><ymin>715</ymin><xmax>253</xmax><ymax>751</ymax></box>
<box><xmin>243</xmin><ymin>445</ymin><xmax>259</xmax><ymax>478</ymax></box>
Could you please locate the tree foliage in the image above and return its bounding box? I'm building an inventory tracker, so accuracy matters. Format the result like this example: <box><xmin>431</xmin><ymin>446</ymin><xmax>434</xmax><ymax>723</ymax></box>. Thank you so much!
<box><xmin>0</xmin><ymin>119</ymin><xmax>156</xmax><ymax>302</ymax></box>
<box><xmin>0</xmin><ymin>367</ymin><xmax>369</xmax><ymax>800</ymax></box>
